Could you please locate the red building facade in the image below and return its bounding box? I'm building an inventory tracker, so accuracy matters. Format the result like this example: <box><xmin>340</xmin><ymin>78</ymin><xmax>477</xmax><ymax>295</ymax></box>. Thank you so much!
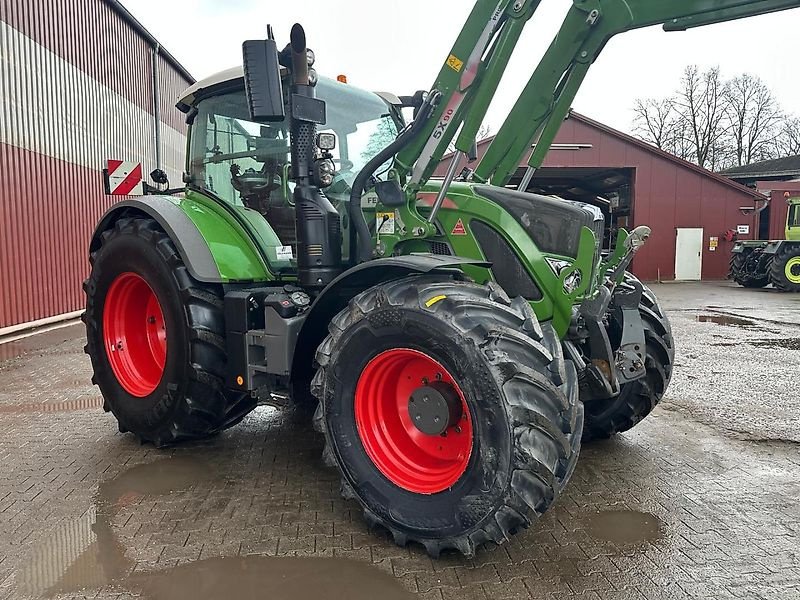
<box><xmin>0</xmin><ymin>0</ymin><xmax>193</xmax><ymax>330</ymax></box>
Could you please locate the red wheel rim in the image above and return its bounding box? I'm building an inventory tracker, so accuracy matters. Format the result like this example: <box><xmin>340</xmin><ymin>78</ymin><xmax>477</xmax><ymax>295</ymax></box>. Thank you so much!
<box><xmin>103</xmin><ymin>272</ymin><xmax>167</xmax><ymax>397</ymax></box>
<box><xmin>355</xmin><ymin>349</ymin><xmax>473</xmax><ymax>494</ymax></box>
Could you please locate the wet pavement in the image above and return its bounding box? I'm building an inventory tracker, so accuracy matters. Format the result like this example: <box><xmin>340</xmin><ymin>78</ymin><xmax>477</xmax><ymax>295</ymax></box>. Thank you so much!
<box><xmin>0</xmin><ymin>282</ymin><xmax>798</xmax><ymax>600</ymax></box>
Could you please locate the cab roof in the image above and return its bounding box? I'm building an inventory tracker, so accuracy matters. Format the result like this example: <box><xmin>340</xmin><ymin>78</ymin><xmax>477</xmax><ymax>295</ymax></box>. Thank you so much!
<box><xmin>176</xmin><ymin>66</ymin><xmax>402</xmax><ymax>113</ymax></box>
<box><xmin>176</xmin><ymin>66</ymin><xmax>247</xmax><ymax>113</ymax></box>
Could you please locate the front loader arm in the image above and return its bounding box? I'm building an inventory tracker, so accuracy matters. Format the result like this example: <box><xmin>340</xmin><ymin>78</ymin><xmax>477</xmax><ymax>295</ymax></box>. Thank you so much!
<box><xmin>393</xmin><ymin>0</ymin><xmax>542</xmax><ymax>192</ymax></box>
<box><xmin>473</xmin><ymin>0</ymin><xmax>800</xmax><ymax>187</ymax></box>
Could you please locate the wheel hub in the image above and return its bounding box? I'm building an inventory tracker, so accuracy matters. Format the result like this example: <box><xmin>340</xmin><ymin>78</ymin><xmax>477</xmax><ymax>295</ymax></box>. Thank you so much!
<box><xmin>354</xmin><ymin>348</ymin><xmax>473</xmax><ymax>494</ymax></box>
<box><xmin>408</xmin><ymin>382</ymin><xmax>463</xmax><ymax>436</ymax></box>
<box><xmin>786</xmin><ymin>257</ymin><xmax>800</xmax><ymax>284</ymax></box>
<box><xmin>103</xmin><ymin>272</ymin><xmax>167</xmax><ymax>397</ymax></box>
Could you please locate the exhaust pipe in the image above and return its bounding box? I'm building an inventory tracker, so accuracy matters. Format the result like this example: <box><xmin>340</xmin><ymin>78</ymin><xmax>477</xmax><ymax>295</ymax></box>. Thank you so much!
<box><xmin>286</xmin><ymin>24</ymin><xmax>342</xmax><ymax>287</ymax></box>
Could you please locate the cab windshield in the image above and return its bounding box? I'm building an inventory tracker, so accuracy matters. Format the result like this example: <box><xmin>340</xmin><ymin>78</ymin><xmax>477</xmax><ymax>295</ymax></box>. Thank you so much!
<box><xmin>187</xmin><ymin>77</ymin><xmax>399</xmax><ymax>214</ymax></box>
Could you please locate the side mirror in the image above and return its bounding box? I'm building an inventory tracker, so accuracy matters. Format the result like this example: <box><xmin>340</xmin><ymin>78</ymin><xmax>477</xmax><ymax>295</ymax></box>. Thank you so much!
<box><xmin>242</xmin><ymin>26</ymin><xmax>285</xmax><ymax>122</ymax></box>
<box><xmin>150</xmin><ymin>168</ymin><xmax>169</xmax><ymax>185</ymax></box>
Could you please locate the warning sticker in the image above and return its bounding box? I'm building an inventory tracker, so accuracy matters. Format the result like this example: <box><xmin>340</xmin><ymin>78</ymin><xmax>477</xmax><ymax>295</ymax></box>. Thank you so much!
<box><xmin>446</xmin><ymin>54</ymin><xmax>464</xmax><ymax>73</ymax></box>
<box><xmin>451</xmin><ymin>218</ymin><xmax>467</xmax><ymax>235</ymax></box>
<box><xmin>377</xmin><ymin>212</ymin><xmax>395</xmax><ymax>234</ymax></box>
<box><xmin>276</xmin><ymin>245</ymin><xmax>294</xmax><ymax>261</ymax></box>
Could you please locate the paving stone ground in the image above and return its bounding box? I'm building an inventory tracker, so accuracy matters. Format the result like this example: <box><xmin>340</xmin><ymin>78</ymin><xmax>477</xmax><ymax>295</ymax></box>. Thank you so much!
<box><xmin>0</xmin><ymin>282</ymin><xmax>798</xmax><ymax>599</ymax></box>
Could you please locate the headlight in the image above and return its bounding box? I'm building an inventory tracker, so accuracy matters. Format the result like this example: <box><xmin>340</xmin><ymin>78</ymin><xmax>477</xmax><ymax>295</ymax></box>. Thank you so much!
<box><xmin>545</xmin><ymin>257</ymin><xmax>582</xmax><ymax>295</ymax></box>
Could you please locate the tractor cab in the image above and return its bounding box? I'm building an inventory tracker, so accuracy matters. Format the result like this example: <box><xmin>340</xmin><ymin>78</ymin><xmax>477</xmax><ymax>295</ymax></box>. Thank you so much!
<box><xmin>176</xmin><ymin>67</ymin><xmax>402</xmax><ymax>262</ymax></box>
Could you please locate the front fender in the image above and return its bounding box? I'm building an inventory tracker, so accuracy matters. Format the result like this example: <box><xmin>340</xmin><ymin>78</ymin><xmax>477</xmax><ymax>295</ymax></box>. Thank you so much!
<box><xmin>290</xmin><ymin>255</ymin><xmax>489</xmax><ymax>391</ymax></box>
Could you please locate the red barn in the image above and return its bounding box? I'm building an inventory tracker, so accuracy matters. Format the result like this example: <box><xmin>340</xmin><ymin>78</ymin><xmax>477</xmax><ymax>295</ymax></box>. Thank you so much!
<box><xmin>441</xmin><ymin>111</ymin><xmax>765</xmax><ymax>282</ymax></box>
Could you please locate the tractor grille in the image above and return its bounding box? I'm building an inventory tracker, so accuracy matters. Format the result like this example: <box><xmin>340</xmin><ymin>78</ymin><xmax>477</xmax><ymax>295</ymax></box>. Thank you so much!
<box><xmin>429</xmin><ymin>241</ymin><xmax>452</xmax><ymax>256</ymax></box>
<box><xmin>471</xmin><ymin>221</ymin><xmax>543</xmax><ymax>301</ymax></box>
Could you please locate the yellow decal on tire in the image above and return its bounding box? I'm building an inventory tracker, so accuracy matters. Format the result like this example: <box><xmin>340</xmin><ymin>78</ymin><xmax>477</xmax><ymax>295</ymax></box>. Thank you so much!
<box><xmin>425</xmin><ymin>295</ymin><xmax>447</xmax><ymax>307</ymax></box>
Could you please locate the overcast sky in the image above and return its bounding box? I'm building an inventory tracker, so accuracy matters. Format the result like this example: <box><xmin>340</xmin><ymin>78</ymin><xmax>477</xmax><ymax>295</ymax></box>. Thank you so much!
<box><xmin>125</xmin><ymin>0</ymin><xmax>800</xmax><ymax>134</ymax></box>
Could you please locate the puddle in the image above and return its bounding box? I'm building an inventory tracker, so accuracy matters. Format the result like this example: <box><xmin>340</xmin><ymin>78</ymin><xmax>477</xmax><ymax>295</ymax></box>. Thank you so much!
<box><xmin>129</xmin><ymin>555</ymin><xmax>413</xmax><ymax>600</ymax></box>
<box><xmin>583</xmin><ymin>510</ymin><xmax>664</xmax><ymax>545</ymax></box>
<box><xmin>0</xmin><ymin>397</ymin><xmax>104</xmax><ymax>414</ymax></box>
<box><xmin>747</xmin><ymin>338</ymin><xmax>800</xmax><ymax>350</ymax></box>
<box><xmin>696</xmin><ymin>314</ymin><xmax>756</xmax><ymax>327</ymax></box>
<box><xmin>17</xmin><ymin>456</ymin><xmax>412</xmax><ymax>600</ymax></box>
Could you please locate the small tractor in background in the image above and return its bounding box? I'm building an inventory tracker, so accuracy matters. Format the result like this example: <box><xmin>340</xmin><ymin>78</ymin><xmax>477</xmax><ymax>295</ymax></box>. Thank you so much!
<box><xmin>730</xmin><ymin>192</ymin><xmax>800</xmax><ymax>292</ymax></box>
<box><xmin>84</xmin><ymin>0</ymin><xmax>800</xmax><ymax>557</ymax></box>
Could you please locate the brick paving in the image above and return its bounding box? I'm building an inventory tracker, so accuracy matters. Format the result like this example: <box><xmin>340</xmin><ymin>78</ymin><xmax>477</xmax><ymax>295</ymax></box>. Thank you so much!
<box><xmin>0</xmin><ymin>282</ymin><xmax>799</xmax><ymax>599</ymax></box>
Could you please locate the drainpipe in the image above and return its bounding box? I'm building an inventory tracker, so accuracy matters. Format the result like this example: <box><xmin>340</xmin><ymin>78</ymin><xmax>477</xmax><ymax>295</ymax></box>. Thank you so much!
<box><xmin>151</xmin><ymin>43</ymin><xmax>162</xmax><ymax>171</ymax></box>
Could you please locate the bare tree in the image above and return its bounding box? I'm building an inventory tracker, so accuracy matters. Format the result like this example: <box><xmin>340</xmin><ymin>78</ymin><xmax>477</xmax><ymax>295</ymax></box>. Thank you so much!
<box><xmin>632</xmin><ymin>66</ymin><xmax>799</xmax><ymax>169</ymax></box>
<box><xmin>776</xmin><ymin>117</ymin><xmax>800</xmax><ymax>157</ymax></box>
<box><xmin>633</xmin><ymin>98</ymin><xmax>676</xmax><ymax>151</ymax></box>
<box><xmin>672</xmin><ymin>66</ymin><xmax>730</xmax><ymax>169</ymax></box>
<box><xmin>723</xmin><ymin>73</ymin><xmax>783</xmax><ymax>166</ymax></box>
<box><xmin>665</xmin><ymin>116</ymin><xmax>696</xmax><ymax>163</ymax></box>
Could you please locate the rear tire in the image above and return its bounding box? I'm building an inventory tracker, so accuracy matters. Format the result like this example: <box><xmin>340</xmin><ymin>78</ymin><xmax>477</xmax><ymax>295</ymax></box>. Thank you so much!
<box><xmin>312</xmin><ymin>276</ymin><xmax>582</xmax><ymax>557</ymax></box>
<box><xmin>83</xmin><ymin>217</ymin><xmax>257</xmax><ymax>446</ymax></box>
<box><xmin>582</xmin><ymin>273</ymin><xmax>674</xmax><ymax>441</ymax></box>
<box><xmin>770</xmin><ymin>245</ymin><xmax>800</xmax><ymax>292</ymax></box>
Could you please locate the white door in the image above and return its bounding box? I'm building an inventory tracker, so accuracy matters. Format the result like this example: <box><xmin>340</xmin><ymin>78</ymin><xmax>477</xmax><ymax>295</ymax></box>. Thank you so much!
<box><xmin>675</xmin><ymin>228</ymin><xmax>703</xmax><ymax>280</ymax></box>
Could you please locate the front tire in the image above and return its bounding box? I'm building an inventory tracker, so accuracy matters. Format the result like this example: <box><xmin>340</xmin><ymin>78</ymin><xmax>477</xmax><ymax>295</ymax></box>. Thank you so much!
<box><xmin>582</xmin><ymin>273</ymin><xmax>674</xmax><ymax>441</ymax></box>
<box><xmin>312</xmin><ymin>276</ymin><xmax>582</xmax><ymax>557</ymax></box>
<box><xmin>83</xmin><ymin>217</ymin><xmax>257</xmax><ymax>446</ymax></box>
<box><xmin>770</xmin><ymin>245</ymin><xmax>800</xmax><ymax>292</ymax></box>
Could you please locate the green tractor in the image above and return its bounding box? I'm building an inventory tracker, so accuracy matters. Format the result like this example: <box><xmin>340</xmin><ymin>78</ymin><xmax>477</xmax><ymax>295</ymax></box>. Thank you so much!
<box><xmin>729</xmin><ymin>193</ymin><xmax>800</xmax><ymax>292</ymax></box>
<box><xmin>84</xmin><ymin>1</ymin><xmax>799</xmax><ymax>556</ymax></box>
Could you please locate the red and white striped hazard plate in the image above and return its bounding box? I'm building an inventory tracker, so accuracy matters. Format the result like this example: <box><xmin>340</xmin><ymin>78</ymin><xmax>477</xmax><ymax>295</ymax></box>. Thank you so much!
<box><xmin>106</xmin><ymin>160</ymin><xmax>143</xmax><ymax>195</ymax></box>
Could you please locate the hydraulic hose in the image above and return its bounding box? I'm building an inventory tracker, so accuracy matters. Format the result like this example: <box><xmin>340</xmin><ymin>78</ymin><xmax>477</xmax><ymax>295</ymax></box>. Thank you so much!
<box><xmin>349</xmin><ymin>91</ymin><xmax>439</xmax><ymax>263</ymax></box>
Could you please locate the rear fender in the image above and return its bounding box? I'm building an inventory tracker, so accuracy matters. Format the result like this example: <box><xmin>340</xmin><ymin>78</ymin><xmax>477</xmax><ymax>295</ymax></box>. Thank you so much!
<box><xmin>732</xmin><ymin>241</ymin><xmax>768</xmax><ymax>253</ymax></box>
<box><xmin>91</xmin><ymin>196</ymin><xmax>273</xmax><ymax>283</ymax></box>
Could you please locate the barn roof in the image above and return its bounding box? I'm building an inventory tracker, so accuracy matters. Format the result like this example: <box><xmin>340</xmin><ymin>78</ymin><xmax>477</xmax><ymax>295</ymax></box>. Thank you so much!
<box><xmin>720</xmin><ymin>154</ymin><xmax>800</xmax><ymax>180</ymax></box>
<box><xmin>462</xmin><ymin>111</ymin><xmax>766</xmax><ymax>201</ymax></box>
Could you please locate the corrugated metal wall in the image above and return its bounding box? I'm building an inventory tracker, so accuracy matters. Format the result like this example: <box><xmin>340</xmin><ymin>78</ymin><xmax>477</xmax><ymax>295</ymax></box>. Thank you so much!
<box><xmin>0</xmin><ymin>0</ymin><xmax>193</xmax><ymax>328</ymax></box>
